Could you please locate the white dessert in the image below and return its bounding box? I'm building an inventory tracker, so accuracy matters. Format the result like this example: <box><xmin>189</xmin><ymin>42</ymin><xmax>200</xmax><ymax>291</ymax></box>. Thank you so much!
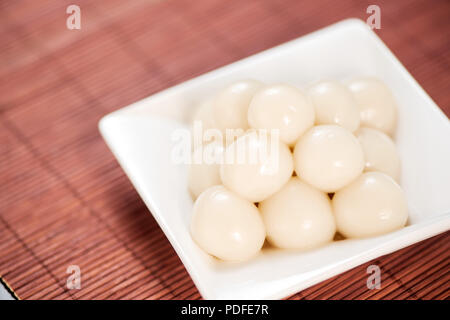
<box><xmin>188</xmin><ymin>77</ymin><xmax>407</xmax><ymax>262</ymax></box>
<box><xmin>293</xmin><ymin>125</ymin><xmax>365</xmax><ymax>192</ymax></box>
<box><xmin>213</xmin><ymin>80</ymin><xmax>263</xmax><ymax>131</ymax></box>
<box><xmin>307</xmin><ymin>80</ymin><xmax>360</xmax><ymax>132</ymax></box>
<box><xmin>248</xmin><ymin>84</ymin><xmax>315</xmax><ymax>145</ymax></box>
<box><xmin>192</xmin><ymin>98</ymin><xmax>216</xmax><ymax>132</ymax></box>
<box><xmin>356</xmin><ymin>127</ymin><xmax>401</xmax><ymax>181</ymax></box>
<box><xmin>332</xmin><ymin>172</ymin><xmax>408</xmax><ymax>238</ymax></box>
<box><xmin>191</xmin><ymin>185</ymin><xmax>266</xmax><ymax>261</ymax></box>
<box><xmin>347</xmin><ymin>77</ymin><xmax>398</xmax><ymax>135</ymax></box>
<box><xmin>259</xmin><ymin>177</ymin><xmax>336</xmax><ymax>249</ymax></box>
<box><xmin>220</xmin><ymin>131</ymin><xmax>294</xmax><ymax>202</ymax></box>
<box><xmin>188</xmin><ymin>141</ymin><xmax>224</xmax><ymax>199</ymax></box>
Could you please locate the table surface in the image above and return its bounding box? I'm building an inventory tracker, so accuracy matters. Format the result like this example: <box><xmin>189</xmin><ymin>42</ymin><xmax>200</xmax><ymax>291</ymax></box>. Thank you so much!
<box><xmin>0</xmin><ymin>0</ymin><xmax>449</xmax><ymax>300</ymax></box>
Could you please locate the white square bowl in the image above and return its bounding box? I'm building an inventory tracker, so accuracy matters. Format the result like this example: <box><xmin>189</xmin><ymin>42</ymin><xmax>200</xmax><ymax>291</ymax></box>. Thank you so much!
<box><xmin>99</xmin><ymin>18</ymin><xmax>450</xmax><ymax>300</ymax></box>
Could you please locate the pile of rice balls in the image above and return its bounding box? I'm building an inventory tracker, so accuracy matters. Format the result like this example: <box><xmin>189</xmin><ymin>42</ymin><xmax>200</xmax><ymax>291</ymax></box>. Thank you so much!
<box><xmin>188</xmin><ymin>77</ymin><xmax>408</xmax><ymax>262</ymax></box>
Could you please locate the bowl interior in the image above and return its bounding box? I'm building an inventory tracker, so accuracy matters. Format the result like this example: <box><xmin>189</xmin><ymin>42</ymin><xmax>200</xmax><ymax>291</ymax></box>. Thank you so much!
<box><xmin>100</xmin><ymin>19</ymin><xmax>450</xmax><ymax>299</ymax></box>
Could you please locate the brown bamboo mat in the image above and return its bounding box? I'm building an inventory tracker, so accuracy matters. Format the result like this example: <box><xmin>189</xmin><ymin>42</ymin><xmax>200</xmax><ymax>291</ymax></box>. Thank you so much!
<box><xmin>0</xmin><ymin>0</ymin><xmax>449</xmax><ymax>300</ymax></box>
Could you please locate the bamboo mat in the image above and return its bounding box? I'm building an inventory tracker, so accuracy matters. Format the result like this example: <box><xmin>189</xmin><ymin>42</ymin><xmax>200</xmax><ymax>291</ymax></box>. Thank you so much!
<box><xmin>0</xmin><ymin>0</ymin><xmax>449</xmax><ymax>300</ymax></box>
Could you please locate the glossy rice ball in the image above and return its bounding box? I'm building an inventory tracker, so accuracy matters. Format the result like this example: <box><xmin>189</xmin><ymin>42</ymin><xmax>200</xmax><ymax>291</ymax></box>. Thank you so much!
<box><xmin>192</xmin><ymin>98</ymin><xmax>216</xmax><ymax>131</ymax></box>
<box><xmin>356</xmin><ymin>127</ymin><xmax>400</xmax><ymax>181</ymax></box>
<box><xmin>190</xmin><ymin>98</ymin><xmax>222</xmax><ymax>145</ymax></box>
<box><xmin>191</xmin><ymin>185</ymin><xmax>266</xmax><ymax>261</ymax></box>
<box><xmin>347</xmin><ymin>77</ymin><xmax>398</xmax><ymax>135</ymax></box>
<box><xmin>332</xmin><ymin>172</ymin><xmax>408</xmax><ymax>238</ymax></box>
<box><xmin>294</xmin><ymin>125</ymin><xmax>364</xmax><ymax>192</ymax></box>
<box><xmin>307</xmin><ymin>80</ymin><xmax>360</xmax><ymax>132</ymax></box>
<box><xmin>188</xmin><ymin>141</ymin><xmax>224</xmax><ymax>199</ymax></box>
<box><xmin>259</xmin><ymin>177</ymin><xmax>336</xmax><ymax>249</ymax></box>
<box><xmin>220</xmin><ymin>131</ymin><xmax>294</xmax><ymax>202</ymax></box>
<box><xmin>213</xmin><ymin>80</ymin><xmax>263</xmax><ymax>131</ymax></box>
<box><xmin>248</xmin><ymin>84</ymin><xmax>315</xmax><ymax>145</ymax></box>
